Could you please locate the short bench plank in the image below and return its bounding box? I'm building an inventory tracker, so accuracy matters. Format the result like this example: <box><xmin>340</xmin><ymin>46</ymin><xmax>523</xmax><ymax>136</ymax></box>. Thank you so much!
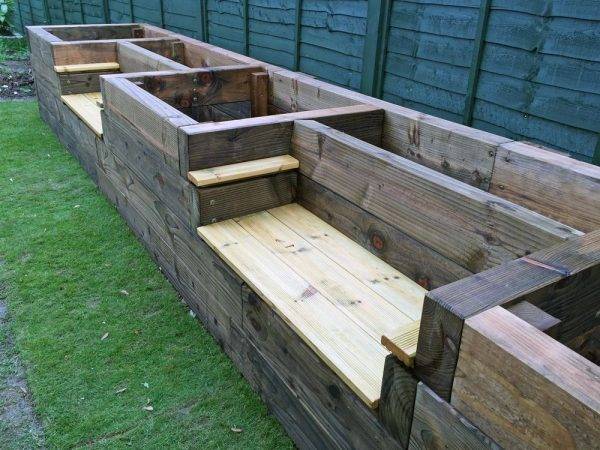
<box><xmin>187</xmin><ymin>155</ymin><xmax>299</xmax><ymax>187</ymax></box>
<box><xmin>61</xmin><ymin>92</ymin><xmax>103</xmax><ymax>137</ymax></box>
<box><xmin>198</xmin><ymin>203</ymin><xmax>428</xmax><ymax>408</ymax></box>
<box><xmin>54</xmin><ymin>62</ymin><xmax>120</xmax><ymax>73</ymax></box>
<box><xmin>381</xmin><ymin>320</ymin><xmax>421</xmax><ymax>368</ymax></box>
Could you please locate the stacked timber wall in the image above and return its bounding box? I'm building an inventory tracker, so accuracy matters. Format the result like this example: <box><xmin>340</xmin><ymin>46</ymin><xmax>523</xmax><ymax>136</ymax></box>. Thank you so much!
<box><xmin>13</xmin><ymin>0</ymin><xmax>600</xmax><ymax>166</ymax></box>
<box><xmin>27</xmin><ymin>23</ymin><xmax>600</xmax><ymax>449</ymax></box>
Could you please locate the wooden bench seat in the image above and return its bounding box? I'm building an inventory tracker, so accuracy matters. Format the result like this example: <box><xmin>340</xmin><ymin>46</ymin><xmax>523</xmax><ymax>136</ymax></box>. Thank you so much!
<box><xmin>61</xmin><ymin>92</ymin><xmax>103</xmax><ymax>137</ymax></box>
<box><xmin>198</xmin><ymin>203</ymin><xmax>427</xmax><ymax>408</ymax></box>
<box><xmin>187</xmin><ymin>155</ymin><xmax>299</xmax><ymax>187</ymax></box>
<box><xmin>54</xmin><ymin>62</ymin><xmax>120</xmax><ymax>74</ymax></box>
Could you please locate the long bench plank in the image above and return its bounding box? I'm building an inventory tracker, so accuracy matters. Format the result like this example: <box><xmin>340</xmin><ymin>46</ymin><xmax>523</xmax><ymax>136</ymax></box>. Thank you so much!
<box><xmin>198</xmin><ymin>214</ymin><xmax>389</xmax><ymax>408</ymax></box>
<box><xmin>236</xmin><ymin>210</ymin><xmax>415</xmax><ymax>340</ymax></box>
<box><xmin>269</xmin><ymin>203</ymin><xmax>426</xmax><ymax>320</ymax></box>
<box><xmin>61</xmin><ymin>92</ymin><xmax>103</xmax><ymax>136</ymax></box>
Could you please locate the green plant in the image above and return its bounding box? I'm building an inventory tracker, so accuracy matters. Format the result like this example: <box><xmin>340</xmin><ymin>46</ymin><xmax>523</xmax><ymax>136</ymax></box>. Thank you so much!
<box><xmin>0</xmin><ymin>0</ymin><xmax>12</xmax><ymax>36</ymax></box>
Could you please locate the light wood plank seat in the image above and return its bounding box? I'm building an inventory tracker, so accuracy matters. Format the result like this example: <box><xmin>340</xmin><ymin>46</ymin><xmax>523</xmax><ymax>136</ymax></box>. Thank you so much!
<box><xmin>381</xmin><ymin>320</ymin><xmax>420</xmax><ymax>368</ymax></box>
<box><xmin>187</xmin><ymin>155</ymin><xmax>299</xmax><ymax>187</ymax></box>
<box><xmin>54</xmin><ymin>62</ymin><xmax>120</xmax><ymax>74</ymax></box>
<box><xmin>198</xmin><ymin>203</ymin><xmax>427</xmax><ymax>408</ymax></box>
<box><xmin>61</xmin><ymin>92</ymin><xmax>103</xmax><ymax>137</ymax></box>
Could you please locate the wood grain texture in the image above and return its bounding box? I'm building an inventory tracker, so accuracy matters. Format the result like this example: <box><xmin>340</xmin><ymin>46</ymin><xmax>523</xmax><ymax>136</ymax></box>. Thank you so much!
<box><xmin>102</xmin><ymin>76</ymin><xmax>197</xmax><ymax>170</ymax></box>
<box><xmin>298</xmin><ymin>175</ymin><xmax>473</xmax><ymax>289</ymax></box>
<box><xmin>61</xmin><ymin>92</ymin><xmax>103</xmax><ymax>136</ymax></box>
<box><xmin>54</xmin><ymin>62</ymin><xmax>120</xmax><ymax>73</ymax></box>
<box><xmin>416</xmin><ymin>230</ymin><xmax>600</xmax><ymax>400</ymax></box>
<box><xmin>292</xmin><ymin>120</ymin><xmax>580</xmax><ymax>273</ymax></box>
<box><xmin>44</xmin><ymin>24</ymin><xmax>139</xmax><ymax>41</ymax></box>
<box><xmin>51</xmin><ymin>41</ymin><xmax>118</xmax><ymax>66</ymax></box>
<box><xmin>490</xmin><ymin>141</ymin><xmax>600</xmax><ymax>233</ymax></box>
<box><xmin>236</xmin><ymin>207</ymin><xmax>421</xmax><ymax>337</ymax></box>
<box><xmin>180</xmin><ymin>104</ymin><xmax>384</xmax><ymax>170</ymax></box>
<box><xmin>507</xmin><ymin>301</ymin><xmax>561</xmax><ymax>338</ymax></box>
<box><xmin>382</xmin><ymin>321</ymin><xmax>421</xmax><ymax>368</ymax></box>
<box><xmin>197</xmin><ymin>173</ymin><xmax>297</xmax><ymax>225</ymax></box>
<box><xmin>101</xmin><ymin>110</ymin><xmax>200</xmax><ymax>230</ymax></box>
<box><xmin>242</xmin><ymin>287</ymin><xmax>401</xmax><ymax>449</ymax></box>
<box><xmin>269</xmin><ymin>203</ymin><xmax>427</xmax><ymax>321</ymax></box>
<box><xmin>271</xmin><ymin>70</ymin><xmax>509</xmax><ymax>189</ymax></box>
<box><xmin>59</xmin><ymin>71</ymin><xmax>119</xmax><ymax>95</ymax></box>
<box><xmin>453</xmin><ymin>306</ymin><xmax>600</xmax><ymax>450</ymax></box>
<box><xmin>379</xmin><ymin>354</ymin><xmax>419</xmax><ymax>448</ymax></box>
<box><xmin>250</xmin><ymin>72</ymin><xmax>269</xmax><ymax>117</ymax></box>
<box><xmin>116</xmin><ymin>41</ymin><xmax>188</xmax><ymax>73</ymax></box>
<box><xmin>198</xmin><ymin>215</ymin><xmax>388</xmax><ymax>407</ymax></box>
<box><xmin>409</xmin><ymin>382</ymin><xmax>501</xmax><ymax>450</ymax></box>
<box><xmin>187</xmin><ymin>155</ymin><xmax>299</xmax><ymax>187</ymax></box>
<box><xmin>139</xmin><ymin>65</ymin><xmax>262</xmax><ymax>108</ymax></box>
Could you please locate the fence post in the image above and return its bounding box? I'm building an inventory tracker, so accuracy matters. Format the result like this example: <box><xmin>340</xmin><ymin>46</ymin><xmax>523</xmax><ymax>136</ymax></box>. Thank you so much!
<box><xmin>200</xmin><ymin>0</ymin><xmax>208</xmax><ymax>41</ymax></box>
<box><xmin>17</xmin><ymin>1</ymin><xmax>25</xmax><ymax>31</ymax></box>
<box><xmin>462</xmin><ymin>0</ymin><xmax>491</xmax><ymax>126</ymax></box>
<box><xmin>293</xmin><ymin>0</ymin><xmax>303</xmax><ymax>70</ymax></box>
<box><xmin>158</xmin><ymin>0</ymin><xmax>164</xmax><ymax>28</ymax></box>
<box><xmin>79</xmin><ymin>0</ymin><xmax>85</xmax><ymax>23</ymax></box>
<box><xmin>42</xmin><ymin>0</ymin><xmax>52</xmax><ymax>24</ymax></box>
<box><xmin>102</xmin><ymin>0</ymin><xmax>110</xmax><ymax>23</ymax></box>
<box><xmin>242</xmin><ymin>0</ymin><xmax>249</xmax><ymax>55</ymax></box>
<box><xmin>593</xmin><ymin>138</ymin><xmax>600</xmax><ymax>166</ymax></box>
<box><xmin>27</xmin><ymin>0</ymin><xmax>34</xmax><ymax>24</ymax></box>
<box><xmin>360</xmin><ymin>0</ymin><xmax>391</xmax><ymax>97</ymax></box>
<box><xmin>60</xmin><ymin>0</ymin><xmax>67</xmax><ymax>23</ymax></box>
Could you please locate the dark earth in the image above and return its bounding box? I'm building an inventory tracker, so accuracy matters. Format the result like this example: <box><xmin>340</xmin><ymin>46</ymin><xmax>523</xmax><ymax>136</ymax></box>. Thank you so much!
<box><xmin>0</xmin><ymin>59</ymin><xmax>35</xmax><ymax>100</ymax></box>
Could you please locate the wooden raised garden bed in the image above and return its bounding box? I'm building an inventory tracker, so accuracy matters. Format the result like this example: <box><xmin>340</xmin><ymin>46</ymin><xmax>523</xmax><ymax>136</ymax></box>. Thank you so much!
<box><xmin>27</xmin><ymin>23</ymin><xmax>600</xmax><ymax>449</ymax></box>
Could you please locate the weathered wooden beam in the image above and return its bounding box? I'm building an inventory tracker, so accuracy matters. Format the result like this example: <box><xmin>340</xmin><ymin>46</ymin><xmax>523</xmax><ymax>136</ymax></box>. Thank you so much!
<box><xmin>101</xmin><ymin>110</ymin><xmax>200</xmax><ymax>230</ymax></box>
<box><xmin>250</xmin><ymin>72</ymin><xmax>269</xmax><ymax>117</ymax></box>
<box><xmin>378</xmin><ymin>354</ymin><xmax>419</xmax><ymax>448</ymax></box>
<box><xmin>101</xmin><ymin>76</ymin><xmax>197</xmax><ymax>171</ymax></box>
<box><xmin>452</xmin><ymin>306</ymin><xmax>600</xmax><ymax>449</ymax></box>
<box><xmin>180</xmin><ymin>104</ymin><xmax>384</xmax><ymax>171</ymax></box>
<box><xmin>292</xmin><ymin>120</ymin><xmax>580</xmax><ymax>273</ymax></box>
<box><xmin>44</xmin><ymin>23</ymin><xmax>137</xmax><ymax>41</ymax></box>
<box><xmin>506</xmin><ymin>301</ymin><xmax>561</xmax><ymax>338</ymax></box>
<box><xmin>298</xmin><ymin>175</ymin><xmax>472</xmax><ymax>289</ymax></box>
<box><xmin>271</xmin><ymin>69</ymin><xmax>517</xmax><ymax>190</ymax></box>
<box><xmin>415</xmin><ymin>229</ymin><xmax>600</xmax><ymax>400</ymax></box>
<box><xmin>196</xmin><ymin>172</ymin><xmax>297</xmax><ymax>225</ymax></box>
<box><xmin>409</xmin><ymin>382</ymin><xmax>500</xmax><ymax>449</ymax></box>
<box><xmin>139</xmin><ymin>64</ymin><xmax>262</xmax><ymax>108</ymax></box>
<box><xmin>50</xmin><ymin>37</ymin><xmax>180</xmax><ymax>66</ymax></box>
<box><xmin>117</xmin><ymin>41</ymin><xmax>188</xmax><ymax>73</ymax></box>
<box><xmin>490</xmin><ymin>141</ymin><xmax>600</xmax><ymax>232</ymax></box>
<box><xmin>242</xmin><ymin>287</ymin><xmax>400</xmax><ymax>449</ymax></box>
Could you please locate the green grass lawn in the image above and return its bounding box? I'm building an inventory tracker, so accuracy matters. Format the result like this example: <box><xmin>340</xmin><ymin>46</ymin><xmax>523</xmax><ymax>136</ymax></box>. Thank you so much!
<box><xmin>0</xmin><ymin>101</ymin><xmax>293</xmax><ymax>448</ymax></box>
